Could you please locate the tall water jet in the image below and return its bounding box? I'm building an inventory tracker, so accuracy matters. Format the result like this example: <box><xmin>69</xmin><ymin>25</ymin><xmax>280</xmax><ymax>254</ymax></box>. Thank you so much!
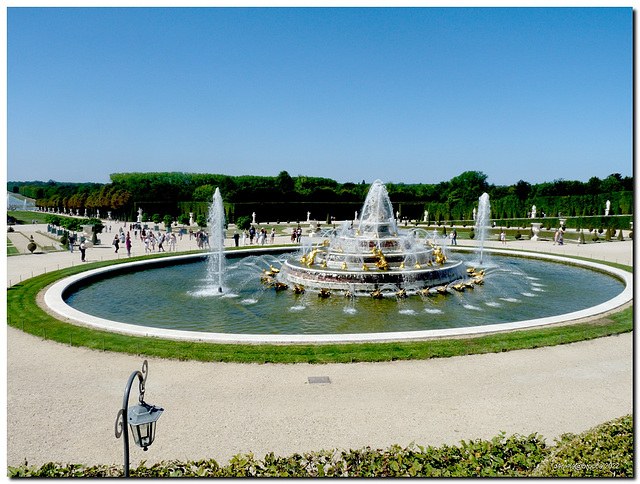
<box><xmin>207</xmin><ymin>188</ymin><xmax>226</xmax><ymax>293</ymax></box>
<box><xmin>476</xmin><ymin>193</ymin><xmax>490</xmax><ymax>264</ymax></box>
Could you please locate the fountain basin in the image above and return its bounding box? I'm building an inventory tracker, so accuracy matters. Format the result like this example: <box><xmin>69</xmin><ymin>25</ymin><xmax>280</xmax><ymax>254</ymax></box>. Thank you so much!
<box><xmin>44</xmin><ymin>247</ymin><xmax>632</xmax><ymax>344</ymax></box>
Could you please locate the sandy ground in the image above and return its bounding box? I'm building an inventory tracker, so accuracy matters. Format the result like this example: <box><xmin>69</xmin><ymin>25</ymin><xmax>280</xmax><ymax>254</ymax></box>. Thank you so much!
<box><xmin>5</xmin><ymin>221</ymin><xmax>634</xmax><ymax>470</ymax></box>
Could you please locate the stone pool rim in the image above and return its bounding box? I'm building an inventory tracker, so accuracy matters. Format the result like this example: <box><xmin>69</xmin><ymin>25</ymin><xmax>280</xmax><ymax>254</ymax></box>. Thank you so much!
<box><xmin>43</xmin><ymin>247</ymin><xmax>633</xmax><ymax>344</ymax></box>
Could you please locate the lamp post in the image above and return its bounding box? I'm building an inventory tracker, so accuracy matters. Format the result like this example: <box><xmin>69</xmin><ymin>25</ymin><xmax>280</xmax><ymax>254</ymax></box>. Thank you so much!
<box><xmin>115</xmin><ymin>360</ymin><xmax>163</xmax><ymax>477</ymax></box>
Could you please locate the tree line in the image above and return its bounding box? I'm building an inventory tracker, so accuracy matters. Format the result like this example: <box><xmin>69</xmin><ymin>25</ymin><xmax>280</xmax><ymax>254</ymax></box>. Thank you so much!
<box><xmin>8</xmin><ymin>170</ymin><xmax>633</xmax><ymax>223</ymax></box>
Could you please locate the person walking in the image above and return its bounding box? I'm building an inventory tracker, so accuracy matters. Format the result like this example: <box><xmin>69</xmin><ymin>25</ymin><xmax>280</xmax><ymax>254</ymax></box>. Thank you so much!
<box><xmin>233</xmin><ymin>231</ymin><xmax>240</xmax><ymax>247</ymax></box>
<box><xmin>68</xmin><ymin>234</ymin><xmax>74</xmax><ymax>253</ymax></box>
<box><xmin>125</xmin><ymin>234</ymin><xmax>132</xmax><ymax>257</ymax></box>
<box><xmin>113</xmin><ymin>235</ymin><xmax>120</xmax><ymax>253</ymax></box>
<box><xmin>79</xmin><ymin>240</ymin><xmax>86</xmax><ymax>262</ymax></box>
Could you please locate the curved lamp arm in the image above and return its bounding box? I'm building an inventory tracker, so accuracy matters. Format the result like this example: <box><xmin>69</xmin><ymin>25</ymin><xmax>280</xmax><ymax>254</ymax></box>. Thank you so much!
<box><xmin>115</xmin><ymin>360</ymin><xmax>148</xmax><ymax>477</ymax></box>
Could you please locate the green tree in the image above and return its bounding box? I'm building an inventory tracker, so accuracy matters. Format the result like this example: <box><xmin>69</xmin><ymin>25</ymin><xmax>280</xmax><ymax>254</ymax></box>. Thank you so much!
<box><xmin>196</xmin><ymin>214</ymin><xmax>207</xmax><ymax>228</ymax></box>
<box><xmin>163</xmin><ymin>214</ymin><xmax>173</xmax><ymax>228</ymax></box>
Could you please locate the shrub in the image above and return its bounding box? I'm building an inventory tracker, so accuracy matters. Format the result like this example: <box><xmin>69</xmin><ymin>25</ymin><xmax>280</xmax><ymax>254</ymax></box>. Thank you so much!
<box><xmin>163</xmin><ymin>214</ymin><xmax>173</xmax><ymax>228</ymax></box>
<box><xmin>469</xmin><ymin>228</ymin><xmax>475</xmax><ymax>240</ymax></box>
<box><xmin>236</xmin><ymin>216</ymin><xmax>251</xmax><ymax>231</ymax></box>
<box><xmin>27</xmin><ymin>242</ymin><xmax>37</xmax><ymax>253</ymax></box>
<box><xmin>531</xmin><ymin>415</ymin><xmax>632</xmax><ymax>477</ymax></box>
<box><xmin>152</xmin><ymin>213</ymin><xmax>162</xmax><ymax>224</ymax></box>
<box><xmin>514</xmin><ymin>230</ymin><xmax>521</xmax><ymax>240</ymax></box>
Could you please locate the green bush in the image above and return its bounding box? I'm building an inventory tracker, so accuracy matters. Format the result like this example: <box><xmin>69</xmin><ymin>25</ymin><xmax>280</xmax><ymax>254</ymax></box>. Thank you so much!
<box><xmin>236</xmin><ymin>216</ymin><xmax>251</xmax><ymax>231</ymax></box>
<box><xmin>27</xmin><ymin>242</ymin><xmax>37</xmax><ymax>253</ymax></box>
<box><xmin>531</xmin><ymin>415</ymin><xmax>632</xmax><ymax>477</ymax></box>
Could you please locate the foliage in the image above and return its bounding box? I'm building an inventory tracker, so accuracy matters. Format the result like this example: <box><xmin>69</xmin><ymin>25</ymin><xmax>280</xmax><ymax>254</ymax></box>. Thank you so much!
<box><xmin>236</xmin><ymin>216</ymin><xmax>251</xmax><ymax>231</ymax></box>
<box><xmin>163</xmin><ymin>214</ymin><xmax>173</xmax><ymax>228</ymax></box>
<box><xmin>152</xmin><ymin>213</ymin><xmax>162</xmax><ymax>224</ymax></box>
<box><xmin>15</xmin><ymin>172</ymin><xmax>633</xmax><ymax>225</ymax></box>
<box><xmin>531</xmin><ymin>415</ymin><xmax>632</xmax><ymax>477</ymax></box>
<box><xmin>7</xmin><ymin>417</ymin><xmax>632</xmax><ymax>477</ymax></box>
<box><xmin>27</xmin><ymin>242</ymin><xmax>36</xmax><ymax>253</ymax></box>
<box><xmin>196</xmin><ymin>214</ymin><xmax>207</xmax><ymax>227</ymax></box>
<box><xmin>177</xmin><ymin>214</ymin><xmax>190</xmax><ymax>225</ymax></box>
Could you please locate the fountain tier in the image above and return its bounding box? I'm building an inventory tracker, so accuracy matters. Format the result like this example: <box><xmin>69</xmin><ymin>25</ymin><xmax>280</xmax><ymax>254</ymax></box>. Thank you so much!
<box><xmin>279</xmin><ymin>180</ymin><xmax>467</xmax><ymax>295</ymax></box>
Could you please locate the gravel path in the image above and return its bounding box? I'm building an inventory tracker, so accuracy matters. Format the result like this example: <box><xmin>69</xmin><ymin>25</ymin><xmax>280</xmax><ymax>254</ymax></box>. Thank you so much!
<box><xmin>6</xmin><ymin>328</ymin><xmax>632</xmax><ymax>469</ymax></box>
<box><xmin>6</xmin><ymin>223</ymin><xmax>633</xmax><ymax>470</ymax></box>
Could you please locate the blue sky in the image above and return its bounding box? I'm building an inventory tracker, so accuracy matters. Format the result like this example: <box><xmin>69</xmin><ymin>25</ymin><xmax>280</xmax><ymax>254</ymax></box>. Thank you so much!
<box><xmin>7</xmin><ymin>7</ymin><xmax>632</xmax><ymax>186</ymax></box>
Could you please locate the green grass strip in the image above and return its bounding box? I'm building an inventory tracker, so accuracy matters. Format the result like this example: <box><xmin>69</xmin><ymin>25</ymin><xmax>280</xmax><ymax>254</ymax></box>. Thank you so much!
<box><xmin>6</xmin><ymin>251</ymin><xmax>633</xmax><ymax>364</ymax></box>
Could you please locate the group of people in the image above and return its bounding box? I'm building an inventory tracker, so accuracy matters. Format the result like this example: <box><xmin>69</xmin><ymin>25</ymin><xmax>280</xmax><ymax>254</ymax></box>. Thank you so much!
<box><xmin>244</xmin><ymin>226</ymin><xmax>277</xmax><ymax>245</ymax></box>
<box><xmin>112</xmin><ymin>230</ymin><xmax>132</xmax><ymax>256</ymax></box>
<box><xmin>290</xmin><ymin>226</ymin><xmax>303</xmax><ymax>243</ymax></box>
<box><xmin>193</xmin><ymin>229</ymin><xmax>210</xmax><ymax>249</ymax></box>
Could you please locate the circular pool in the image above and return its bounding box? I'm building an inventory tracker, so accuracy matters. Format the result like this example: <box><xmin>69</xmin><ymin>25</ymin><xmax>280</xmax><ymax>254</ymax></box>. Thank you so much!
<box><xmin>44</xmin><ymin>247</ymin><xmax>632</xmax><ymax>343</ymax></box>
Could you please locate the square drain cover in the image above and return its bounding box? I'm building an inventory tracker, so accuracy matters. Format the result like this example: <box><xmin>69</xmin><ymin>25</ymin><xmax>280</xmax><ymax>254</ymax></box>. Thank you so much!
<box><xmin>308</xmin><ymin>376</ymin><xmax>331</xmax><ymax>384</ymax></box>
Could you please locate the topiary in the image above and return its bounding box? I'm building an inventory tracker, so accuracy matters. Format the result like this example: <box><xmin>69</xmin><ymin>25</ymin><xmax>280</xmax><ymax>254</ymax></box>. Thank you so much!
<box><xmin>27</xmin><ymin>242</ymin><xmax>37</xmax><ymax>253</ymax></box>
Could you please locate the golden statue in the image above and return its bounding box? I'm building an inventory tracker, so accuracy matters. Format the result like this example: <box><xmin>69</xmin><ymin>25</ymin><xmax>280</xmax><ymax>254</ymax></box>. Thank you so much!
<box><xmin>375</xmin><ymin>252</ymin><xmax>389</xmax><ymax>270</ymax></box>
<box><xmin>399</xmin><ymin>261</ymin><xmax>405</xmax><ymax>269</ymax></box>
<box><xmin>306</xmin><ymin>248</ymin><xmax>319</xmax><ymax>267</ymax></box>
<box><xmin>273</xmin><ymin>282</ymin><xmax>289</xmax><ymax>291</ymax></box>
<box><xmin>318</xmin><ymin>288</ymin><xmax>331</xmax><ymax>298</ymax></box>
<box><xmin>467</xmin><ymin>267</ymin><xmax>476</xmax><ymax>274</ymax></box>
<box><xmin>362</xmin><ymin>263</ymin><xmax>369</xmax><ymax>271</ymax></box>
<box><xmin>371</xmin><ymin>289</ymin><xmax>383</xmax><ymax>299</ymax></box>
<box><xmin>293</xmin><ymin>285</ymin><xmax>305</xmax><ymax>294</ymax></box>
<box><xmin>415</xmin><ymin>261</ymin><xmax>422</xmax><ymax>269</ymax></box>
<box><xmin>321</xmin><ymin>260</ymin><xmax>327</xmax><ymax>268</ymax></box>
<box><xmin>270</xmin><ymin>265</ymin><xmax>280</xmax><ymax>274</ymax></box>
<box><xmin>341</xmin><ymin>262</ymin><xmax>348</xmax><ymax>270</ymax></box>
<box><xmin>396</xmin><ymin>288</ymin><xmax>407</xmax><ymax>298</ymax></box>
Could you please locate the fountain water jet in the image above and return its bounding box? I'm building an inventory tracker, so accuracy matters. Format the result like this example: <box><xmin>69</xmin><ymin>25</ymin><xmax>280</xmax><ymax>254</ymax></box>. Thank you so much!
<box><xmin>476</xmin><ymin>193</ymin><xmax>490</xmax><ymax>264</ymax></box>
<box><xmin>207</xmin><ymin>188</ymin><xmax>226</xmax><ymax>293</ymax></box>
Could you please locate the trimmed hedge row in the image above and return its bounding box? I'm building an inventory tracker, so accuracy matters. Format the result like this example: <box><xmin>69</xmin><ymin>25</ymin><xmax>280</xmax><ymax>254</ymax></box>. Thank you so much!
<box><xmin>8</xmin><ymin>415</ymin><xmax>631</xmax><ymax>477</ymax></box>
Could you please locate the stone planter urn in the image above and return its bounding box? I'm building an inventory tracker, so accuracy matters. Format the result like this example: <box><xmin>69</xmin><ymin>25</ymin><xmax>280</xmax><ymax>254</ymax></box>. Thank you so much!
<box><xmin>530</xmin><ymin>223</ymin><xmax>543</xmax><ymax>241</ymax></box>
<box><xmin>309</xmin><ymin>220</ymin><xmax>318</xmax><ymax>237</ymax></box>
<box><xmin>81</xmin><ymin>224</ymin><xmax>94</xmax><ymax>247</ymax></box>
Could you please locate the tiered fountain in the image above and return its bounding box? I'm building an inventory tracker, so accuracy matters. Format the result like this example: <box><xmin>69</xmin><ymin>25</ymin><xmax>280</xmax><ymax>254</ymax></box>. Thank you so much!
<box><xmin>278</xmin><ymin>180</ymin><xmax>468</xmax><ymax>296</ymax></box>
